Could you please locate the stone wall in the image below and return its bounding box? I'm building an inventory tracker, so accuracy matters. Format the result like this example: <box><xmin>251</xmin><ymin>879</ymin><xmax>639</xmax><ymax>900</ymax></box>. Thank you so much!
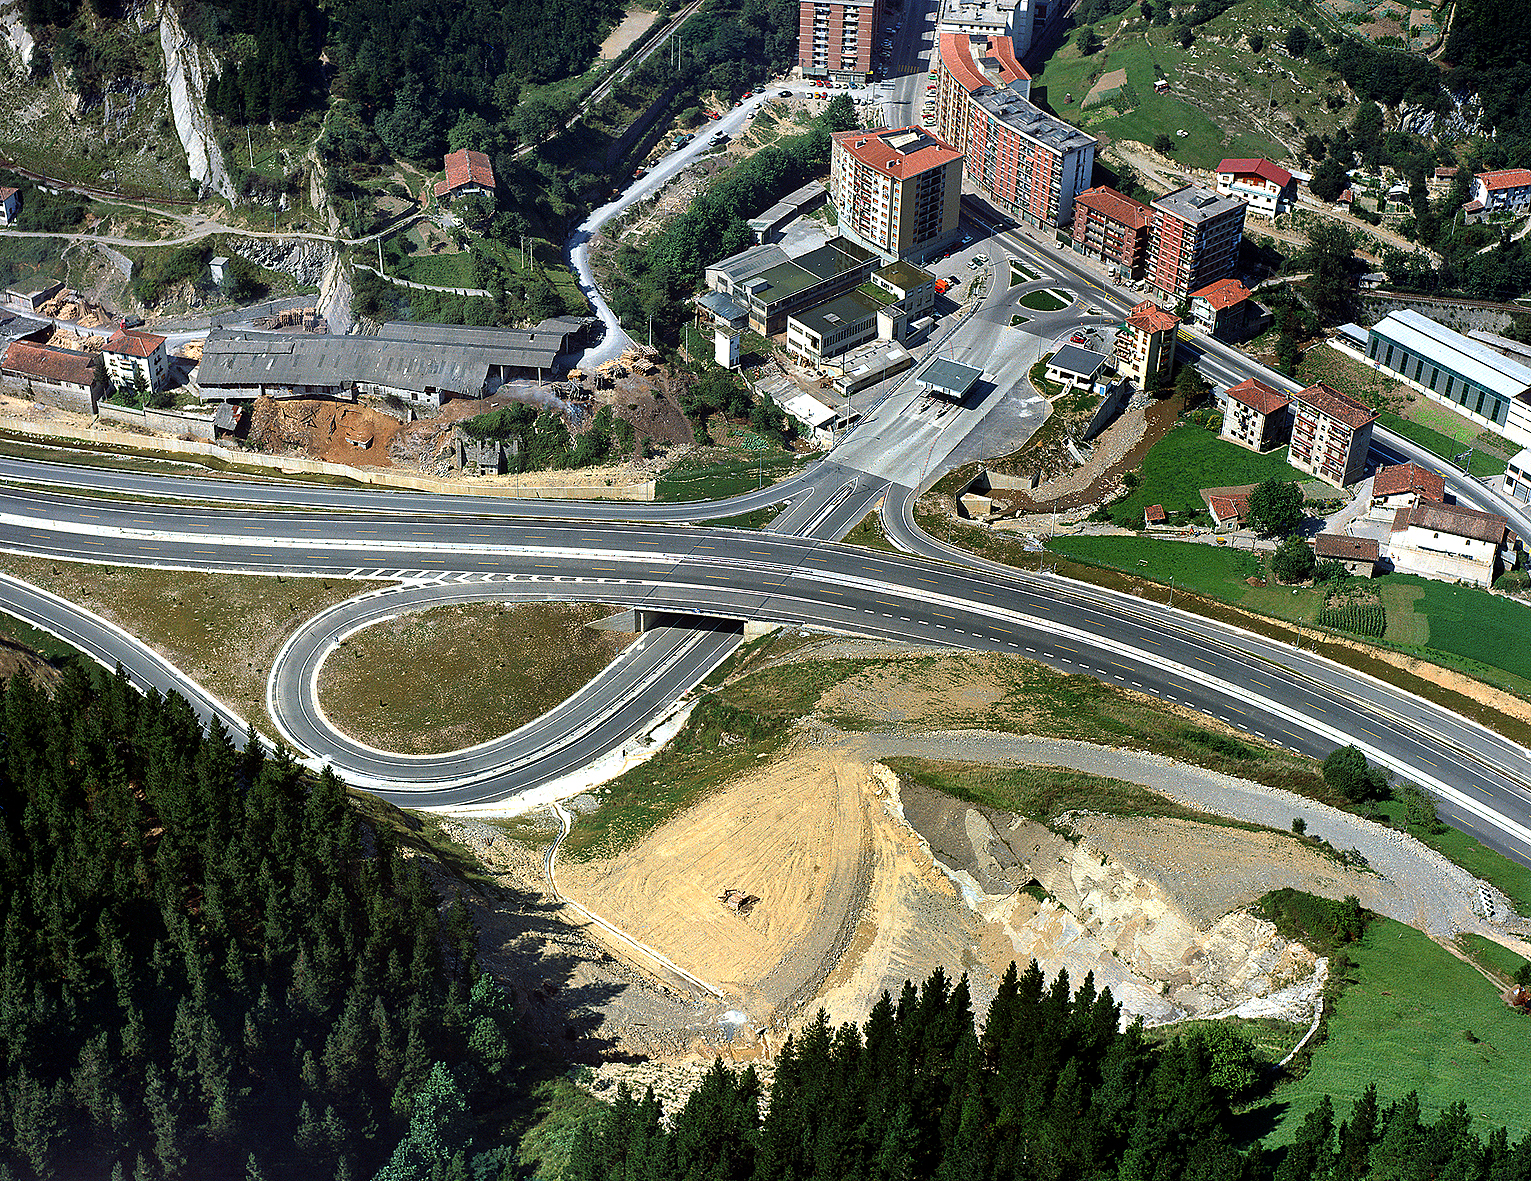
<box><xmin>1361</xmin><ymin>293</ymin><xmax>1520</xmax><ymax>335</ymax></box>
<box><xmin>1</xmin><ymin>377</ymin><xmax>96</xmax><ymax>415</ymax></box>
<box><xmin>98</xmin><ymin>402</ymin><xmax>217</xmax><ymax>440</ymax></box>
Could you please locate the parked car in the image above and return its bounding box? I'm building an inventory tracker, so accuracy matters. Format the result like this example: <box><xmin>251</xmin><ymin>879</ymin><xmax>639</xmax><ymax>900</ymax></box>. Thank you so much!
<box><xmin>1071</xmin><ymin>333</ymin><xmax>1086</xmax><ymax>344</ymax></box>
<box><xmin>711</xmin><ymin>132</ymin><xmax>730</xmax><ymax>144</ymax></box>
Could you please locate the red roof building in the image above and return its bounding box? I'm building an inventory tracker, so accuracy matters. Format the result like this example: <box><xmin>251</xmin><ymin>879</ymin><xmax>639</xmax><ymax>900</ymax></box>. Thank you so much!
<box><xmin>1072</xmin><ymin>186</ymin><xmax>1152</xmax><ymax>278</ymax></box>
<box><xmin>1112</xmin><ymin>299</ymin><xmax>1179</xmax><ymax>388</ymax></box>
<box><xmin>1289</xmin><ymin>382</ymin><xmax>1377</xmax><ymax>487</ymax></box>
<box><xmin>1370</xmin><ymin>461</ymin><xmax>1446</xmax><ymax>507</ymax></box>
<box><xmin>829</xmin><ymin>126</ymin><xmax>964</xmax><ymax>261</ymax></box>
<box><xmin>1188</xmin><ymin>277</ymin><xmax>1252</xmax><ymax>339</ymax></box>
<box><xmin>1472</xmin><ymin>169</ymin><xmax>1531</xmax><ymax>216</ymax></box>
<box><xmin>1144</xmin><ymin>504</ymin><xmax>1167</xmax><ymax>526</ymax></box>
<box><xmin>103</xmin><ymin>327</ymin><xmax>169</xmax><ymax>393</ymax></box>
<box><xmin>1313</xmin><ymin>533</ymin><xmax>1379</xmax><ymax>575</ymax></box>
<box><xmin>1215</xmin><ymin>157</ymin><xmax>1296</xmax><ymax>215</ymax></box>
<box><xmin>1220</xmin><ymin>377</ymin><xmax>1289</xmax><ymax>452</ymax></box>
<box><xmin>2</xmin><ymin>341</ymin><xmax>99</xmax><ymax>410</ymax></box>
<box><xmin>105</xmin><ymin>327</ymin><xmax>166</xmax><ymax>358</ymax></box>
<box><xmin>434</xmin><ymin>150</ymin><xmax>496</xmax><ymax>201</ymax></box>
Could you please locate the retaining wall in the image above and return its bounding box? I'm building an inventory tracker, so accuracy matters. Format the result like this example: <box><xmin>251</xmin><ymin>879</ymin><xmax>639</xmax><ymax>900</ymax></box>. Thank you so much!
<box><xmin>0</xmin><ymin>418</ymin><xmax>657</xmax><ymax>500</ymax></box>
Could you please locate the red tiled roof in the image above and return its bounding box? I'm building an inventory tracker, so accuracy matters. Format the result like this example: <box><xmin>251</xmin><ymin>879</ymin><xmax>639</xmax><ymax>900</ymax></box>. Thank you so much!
<box><xmin>938</xmin><ymin>32</ymin><xmax>1029</xmax><ymax>94</ymax></box>
<box><xmin>1477</xmin><ymin>168</ymin><xmax>1531</xmax><ymax>192</ymax></box>
<box><xmin>2</xmin><ymin>341</ymin><xmax>96</xmax><ymax>387</ymax></box>
<box><xmin>1295</xmin><ymin>382</ymin><xmax>1377</xmax><ymax>431</ymax></box>
<box><xmin>1225</xmin><ymin>377</ymin><xmax>1287</xmax><ymax>416</ymax></box>
<box><xmin>1434</xmin><ymin>166</ymin><xmax>1458</xmax><ymax>179</ymax></box>
<box><xmin>1335</xmin><ymin>188</ymin><xmax>1353</xmax><ymax>204</ymax></box>
<box><xmin>1075</xmin><ymin>185</ymin><xmax>1151</xmax><ymax>229</ymax></box>
<box><xmin>0</xmin><ymin>187</ymin><xmax>16</xmax><ymax>201</ymax></box>
<box><xmin>1217</xmin><ymin>157</ymin><xmax>1293</xmax><ymax>188</ymax></box>
<box><xmin>1125</xmin><ymin>299</ymin><xmax>1179</xmax><ymax>333</ymax></box>
<box><xmin>1205</xmin><ymin>491</ymin><xmax>1250</xmax><ymax>522</ymax></box>
<box><xmin>1462</xmin><ymin>199</ymin><xmax>1485</xmax><ymax>213</ymax></box>
<box><xmin>1190</xmin><ymin>277</ymin><xmax>1250</xmax><ymax>310</ymax></box>
<box><xmin>105</xmin><ymin>327</ymin><xmax>165</xmax><ymax>358</ymax></box>
<box><xmin>435</xmin><ymin>149</ymin><xmax>496</xmax><ymax>198</ymax></box>
<box><xmin>1145</xmin><ymin>504</ymin><xmax>1167</xmax><ymax>523</ymax></box>
<box><xmin>1313</xmin><ymin>533</ymin><xmax>1378</xmax><ymax>562</ymax></box>
<box><xmin>1391</xmin><ymin>499</ymin><xmax>1508</xmax><ymax>545</ymax></box>
<box><xmin>833</xmin><ymin>127</ymin><xmax>962</xmax><ymax>179</ymax></box>
<box><xmin>1371</xmin><ymin>461</ymin><xmax>1445</xmax><ymax>502</ymax></box>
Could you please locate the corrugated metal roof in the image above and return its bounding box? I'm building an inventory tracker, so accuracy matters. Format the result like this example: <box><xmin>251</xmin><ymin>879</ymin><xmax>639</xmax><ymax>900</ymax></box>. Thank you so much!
<box><xmin>1372</xmin><ymin>309</ymin><xmax>1531</xmax><ymax>399</ymax></box>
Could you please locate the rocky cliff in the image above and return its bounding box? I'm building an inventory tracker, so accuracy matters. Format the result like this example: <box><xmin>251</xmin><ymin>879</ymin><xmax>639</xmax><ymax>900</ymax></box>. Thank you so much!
<box><xmin>157</xmin><ymin>0</ymin><xmax>234</xmax><ymax>199</ymax></box>
<box><xmin>0</xmin><ymin>0</ymin><xmax>35</xmax><ymax>70</ymax></box>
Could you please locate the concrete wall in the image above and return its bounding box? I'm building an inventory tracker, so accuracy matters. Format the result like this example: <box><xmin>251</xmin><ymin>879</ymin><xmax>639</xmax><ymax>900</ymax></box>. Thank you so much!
<box><xmin>1</xmin><ymin>376</ymin><xmax>96</xmax><ymax>415</ymax></box>
<box><xmin>0</xmin><ymin>417</ymin><xmax>657</xmax><ymax>500</ymax></box>
<box><xmin>98</xmin><ymin>402</ymin><xmax>218</xmax><ymax>440</ymax></box>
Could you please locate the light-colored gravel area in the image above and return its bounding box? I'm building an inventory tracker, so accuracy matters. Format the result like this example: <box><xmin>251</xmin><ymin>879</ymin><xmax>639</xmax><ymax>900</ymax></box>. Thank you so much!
<box><xmin>823</xmin><ymin>726</ymin><xmax>1519</xmax><ymax>940</ymax></box>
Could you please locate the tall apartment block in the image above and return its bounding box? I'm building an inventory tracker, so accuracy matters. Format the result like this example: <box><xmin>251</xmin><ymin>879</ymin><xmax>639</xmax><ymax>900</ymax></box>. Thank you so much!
<box><xmin>1146</xmin><ymin>185</ymin><xmax>1246</xmax><ymax>302</ymax></box>
<box><xmin>936</xmin><ymin>32</ymin><xmax>1094</xmax><ymax>228</ymax></box>
<box><xmin>1071</xmin><ymin>186</ymin><xmax>1152</xmax><ymax>279</ymax></box>
<box><xmin>829</xmin><ymin>126</ymin><xmax>964</xmax><ymax>262</ymax></box>
<box><xmin>800</xmin><ymin>0</ymin><xmax>880</xmax><ymax>81</ymax></box>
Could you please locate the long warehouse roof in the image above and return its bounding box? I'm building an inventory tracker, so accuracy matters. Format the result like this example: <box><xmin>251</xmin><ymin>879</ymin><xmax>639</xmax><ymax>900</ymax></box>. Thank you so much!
<box><xmin>1372</xmin><ymin>309</ymin><xmax>1531</xmax><ymax>398</ymax></box>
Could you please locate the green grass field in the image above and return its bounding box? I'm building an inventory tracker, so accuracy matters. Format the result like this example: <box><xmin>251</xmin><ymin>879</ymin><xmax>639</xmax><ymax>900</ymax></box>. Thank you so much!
<box><xmin>1378</xmin><ymin>412</ymin><xmax>1509</xmax><ymax>477</ymax></box>
<box><xmin>1458</xmin><ymin>933</ymin><xmax>1531</xmax><ymax>986</ymax></box>
<box><xmin>1259</xmin><ymin>919</ymin><xmax>1530</xmax><ymax>1145</ymax></box>
<box><xmin>656</xmin><ymin>453</ymin><xmax>805</xmax><ymax>501</ymax></box>
<box><xmin>1019</xmin><ymin>287</ymin><xmax>1073</xmax><ymax>311</ymax></box>
<box><xmin>1049</xmin><ymin>533</ymin><xmax>1531</xmax><ymax>693</ymax></box>
<box><xmin>1101</xmin><ymin>421</ymin><xmax>1309</xmax><ymax>523</ymax></box>
<box><xmin>1028</xmin><ymin>0</ymin><xmax>1317</xmax><ymax>170</ymax></box>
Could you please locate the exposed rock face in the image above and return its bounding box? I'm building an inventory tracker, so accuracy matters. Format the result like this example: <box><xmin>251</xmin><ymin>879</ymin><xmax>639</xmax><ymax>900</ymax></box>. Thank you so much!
<box><xmin>230</xmin><ymin>236</ymin><xmax>335</xmax><ymax>287</ymax></box>
<box><xmin>157</xmin><ymin>0</ymin><xmax>234</xmax><ymax>199</ymax></box>
<box><xmin>0</xmin><ymin>0</ymin><xmax>35</xmax><ymax>70</ymax></box>
<box><xmin>316</xmin><ymin>253</ymin><xmax>354</xmax><ymax>335</ymax></box>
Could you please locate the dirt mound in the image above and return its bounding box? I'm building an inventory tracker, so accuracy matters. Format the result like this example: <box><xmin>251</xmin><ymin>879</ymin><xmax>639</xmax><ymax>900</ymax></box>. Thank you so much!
<box><xmin>246</xmin><ymin>396</ymin><xmax>404</xmax><ymax>467</ymax></box>
<box><xmin>0</xmin><ymin>637</ymin><xmax>61</xmax><ymax>694</ymax></box>
<box><xmin>559</xmin><ymin>748</ymin><xmax>879</xmax><ymax>1025</ymax></box>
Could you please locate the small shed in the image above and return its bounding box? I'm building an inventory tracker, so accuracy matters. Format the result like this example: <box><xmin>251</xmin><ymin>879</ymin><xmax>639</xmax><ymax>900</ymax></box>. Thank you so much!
<box><xmin>1313</xmin><ymin>532</ymin><xmax>1380</xmax><ymax>577</ymax></box>
<box><xmin>1144</xmin><ymin>504</ymin><xmax>1167</xmax><ymax>527</ymax></box>
<box><xmin>209</xmin><ymin>256</ymin><xmax>230</xmax><ymax>285</ymax></box>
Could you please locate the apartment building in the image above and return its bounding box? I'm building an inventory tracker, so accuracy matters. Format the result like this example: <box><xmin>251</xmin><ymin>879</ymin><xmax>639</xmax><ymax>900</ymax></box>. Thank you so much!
<box><xmin>936</xmin><ymin>0</ymin><xmax>1033</xmax><ymax>59</ymax></box>
<box><xmin>799</xmin><ymin>0</ymin><xmax>880</xmax><ymax>81</ymax></box>
<box><xmin>103</xmin><ymin>327</ymin><xmax>170</xmax><ymax>395</ymax></box>
<box><xmin>1288</xmin><ymin>381</ymin><xmax>1376</xmax><ymax>488</ymax></box>
<box><xmin>935</xmin><ymin>32</ymin><xmax>1094</xmax><ymax>227</ymax></box>
<box><xmin>1071</xmin><ymin>186</ymin><xmax>1151</xmax><ymax>278</ymax></box>
<box><xmin>1112</xmin><ymin>299</ymin><xmax>1179</xmax><ymax>388</ymax></box>
<box><xmin>829</xmin><ymin>126</ymin><xmax>964</xmax><ymax>262</ymax></box>
<box><xmin>1219</xmin><ymin>377</ymin><xmax>1289</xmax><ymax>453</ymax></box>
<box><xmin>1146</xmin><ymin>185</ymin><xmax>1246</xmax><ymax>302</ymax></box>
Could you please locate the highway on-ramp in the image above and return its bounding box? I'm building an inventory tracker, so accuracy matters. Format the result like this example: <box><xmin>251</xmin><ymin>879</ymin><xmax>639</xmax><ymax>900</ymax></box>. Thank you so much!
<box><xmin>2</xmin><ymin>483</ymin><xmax>1531</xmax><ymax>874</ymax></box>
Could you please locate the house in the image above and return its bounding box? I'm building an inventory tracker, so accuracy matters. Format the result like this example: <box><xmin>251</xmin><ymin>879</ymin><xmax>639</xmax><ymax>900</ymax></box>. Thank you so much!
<box><xmin>1188</xmin><ymin>278</ymin><xmax>1252</xmax><ymax>340</ymax></box>
<box><xmin>4</xmin><ymin>277</ymin><xmax>64</xmax><ymax>312</ymax></box>
<box><xmin>1288</xmin><ymin>381</ymin><xmax>1376</xmax><ymax>488</ymax></box>
<box><xmin>103</xmin><ymin>327</ymin><xmax>170</xmax><ymax>395</ymax></box>
<box><xmin>1333</xmin><ymin>188</ymin><xmax>1353</xmax><ymax>211</ymax></box>
<box><xmin>1388</xmin><ymin>499</ymin><xmax>1512</xmax><ymax>588</ymax></box>
<box><xmin>1045</xmin><ymin>344</ymin><xmax>1106</xmax><ymax>390</ymax></box>
<box><xmin>434</xmin><ymin>149</ymin><xmax>496</xmax><ymax>204</ymax></box>
<box><xmin>1202</xmin><ymin>489</ymin><xmax>1251</xmax><ymax>531</ymax></box>
<box><xmin>1313</xmin><ymin>533</ymin><xmax>1379</xmax><ymax>577</ymax></box>
<box><xmin>1368</xmin><ymin>461</ymin><xmax>1446</xmax><ymax>519</ymax></box>
<box><xmin>1113</xmin><ymin>300</ymin><xmax>1179</xmax><ymax>388</ymax></box>
<box><xmin>1</xmin><ymin>340</ymin><xmax>101</xmax><ymax>413</ymax></box>
<box><xmin>1144</xmin><ymin>504</ymin><xmax>1167</xmax><ymax>527</ymax></box>
<box><xmin>0</xmin><ymin>187</ymin><xmax>18</xmax><ymax>227</ymax></box>
<box><xmin>1215</xmin><ymin>157</ymin><xmax>1296</xmax><ymax>216</ymax></box>
<box><xmin>1219</xmin><ymin>377</ymin><xmax>1289</xmax><ymax>453</ymax></box>
<box><xmin>1471</xmin><ymin>168</ymin><xmax>1531</xmax><ymax>215</ymax></box>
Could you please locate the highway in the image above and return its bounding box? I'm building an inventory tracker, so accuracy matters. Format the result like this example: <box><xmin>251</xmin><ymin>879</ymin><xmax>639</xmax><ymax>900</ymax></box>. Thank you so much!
<box><xmin>3</xmin><ymin>479</ymin><xmax>1531</xmax><ymax>874</ymax></box>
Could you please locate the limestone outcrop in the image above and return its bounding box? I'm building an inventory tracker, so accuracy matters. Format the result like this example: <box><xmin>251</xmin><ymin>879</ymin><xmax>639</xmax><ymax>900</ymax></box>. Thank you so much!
<box><xmin>157</xmin><ymin>0</ymin><xmax>234</xmax><ymax>200</ymax></box>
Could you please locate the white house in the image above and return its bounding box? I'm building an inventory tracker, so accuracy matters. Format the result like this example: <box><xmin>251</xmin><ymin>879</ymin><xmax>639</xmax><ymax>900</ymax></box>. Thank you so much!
<box><xmin>0</xmin><ymin>187</ymin><xmax>18</xmax><ymax>227</ymax></box>
<box><xmin>1215</xmin><ymin>158</ymin><xmax>1295</xmax><ymax>216</ymax></box>
<box><xmin>103</xmin><ymin>327</ymin><xmax>170</xmax><ymax>395</ymax></box>
<box><xmin>1387</xmin><ymin>500</ymin><xmax>1513</xmax><ymax>588</ymax></box>
<box><xmin>1471</xmin><ymin>169</ymin><xmax>1531</xmax><ymax>215</ymax></box>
